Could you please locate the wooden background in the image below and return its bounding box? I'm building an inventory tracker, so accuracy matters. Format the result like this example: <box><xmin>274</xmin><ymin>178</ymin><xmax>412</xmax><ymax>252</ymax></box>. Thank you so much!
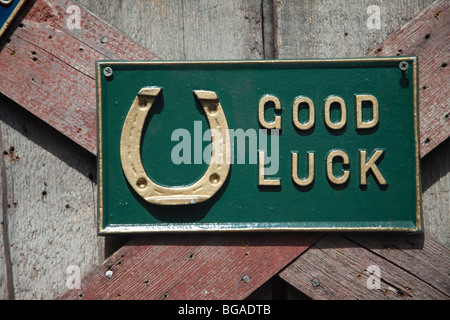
<box><xmin>0</xmin><ymin>0</ymin><xmax>448</xmax><ymax>299</ymax></box>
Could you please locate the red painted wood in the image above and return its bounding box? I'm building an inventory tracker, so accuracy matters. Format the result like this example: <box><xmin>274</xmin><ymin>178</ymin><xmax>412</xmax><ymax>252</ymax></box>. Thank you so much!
<box><xmin>279</xmin><ymin>234</ymin><xmax>450</xmax><ymax>299</ymax></box>
<box><xmin>57</xmin><ymin>233</ymin><xmax>322</xmax><ymax>300</ymax></box>
<box><xmin>367</xmin><ymin>0</ymin><xmax>449</xmax><ymax>157</ymax></box>
<box><xmin>0</xmin><ymin>0</ymin><xmax>158</xmax><ymax>154</ymax></box>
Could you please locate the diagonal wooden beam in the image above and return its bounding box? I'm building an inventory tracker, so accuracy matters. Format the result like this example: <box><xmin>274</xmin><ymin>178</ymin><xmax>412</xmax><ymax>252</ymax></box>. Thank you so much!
<box><xmin>57</xmin><ymin>233</ymin><xmax>322</xmax><ymax>300</ymax></box>
<box><xmin>0</xmin><ymin>0</ymin><xmax>158</xmax><ymax>154</ymax></box>
<box><xmin>366</xmin><ymin>0</ymin><xmax>449</xmax><ymax>157</ymax></box>
<box><xmin>279</xmin><ymin>233</ymin><xmax>450</xmax><ymax>300</ymax></box>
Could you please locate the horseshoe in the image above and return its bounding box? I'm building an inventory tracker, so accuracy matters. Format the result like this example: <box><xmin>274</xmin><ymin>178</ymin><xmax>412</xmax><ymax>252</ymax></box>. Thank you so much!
<box><xmin>120</xmin><ymin>87</ymin><xmax>231</xmax><ymax>205</ymax></box>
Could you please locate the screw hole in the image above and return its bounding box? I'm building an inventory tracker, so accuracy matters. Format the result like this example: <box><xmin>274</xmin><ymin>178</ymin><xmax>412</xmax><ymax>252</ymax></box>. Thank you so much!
<box><xmin>209</xmin><ymin>173</ymin><xmax>220</xmax><ymax>185</ymax></box>
<box><xmin>442</xmin><ymin>62</ymin><xmax>447</xmax><ymax>68</ymax></box>
<box><xmin>424</xmin><ymin>34</ymin><xmax>430</xmax><ymax>39</ymax></box>
<box><xmin>208</xmin><ymin>104</ymin><xmax>218</xmax><ymax>114</ymax></box>
<box><xmin>136</xmin><ymin>177</ymin><xmax>147</xmax><ymax>189</ymax></box>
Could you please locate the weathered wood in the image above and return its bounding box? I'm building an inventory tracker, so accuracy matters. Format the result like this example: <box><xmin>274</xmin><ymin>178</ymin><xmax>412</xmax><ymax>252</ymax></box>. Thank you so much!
<box><xmin>76</xmin><ymin>0</ymin><xmax>265</xmax><ymax>60</ymax></box>
<box><xmin>0</xmin><ymin>0</ymin><xmax>157</xmax><ymax>155</ymax></box>
<box><xmin>275</xmin><ymin>0</ymin><xmax>436</xmax><ymax>59</ymax></box>
<box><xmin>279</xmin><ymin>234</ymin><xmax>450</xmax><ymax>300</ymax></box>
<box><xmin>346</xmin><ymin>232</ymin><xmax>450</xmax><ymax>295</ymax></box>
<box><xmin>367</xmin><ymin>0</ymin><xmax>450</xmax><ymax>157</ymax></box>
<box><xmin>421</xmin><ymin>139</ymin><xmax>450</xmax><ymax>247</ymax></box>
<box><xmin>57</xmin><ymin>233</ymin><xmax>322</xmax><ymax>300</ymax></box>
<box><xmin>0</xmin><ymin>94</ymin><xmax>102</xmax><ymax>299</ymax></box>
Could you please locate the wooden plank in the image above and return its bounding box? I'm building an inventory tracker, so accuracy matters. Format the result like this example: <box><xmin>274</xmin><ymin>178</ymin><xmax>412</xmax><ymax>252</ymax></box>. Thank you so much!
<box><xmin>0</xmin><ymin>0</ymin><xmax>158</xmax><ymax>155</ymax></box>
<box><xmin>57</xmin><ymin>233</ymin><xmax>322</xmax><ymax>300</ymax></box>
<box><xmin>0</xmin><ymin>93</ymin><xmax>103</xmax><ymax>299</ymax></box>
<box><xmin>76</xmin><ymin>0</ymin><xmax>265</xmax><ymax>60</ymax></box>
<box><xmin>367</xmin><ymin>0</ymin><xmax>450</xmax><ymax>157</ymax></box>
<box><xmin>346</xmin><ymin>232</ymin><xmax>450</xmax><ymax>296</ymax></box>
<box><xmin>279</xmin><ymin>234</ymin><xmax>449</xmax><ymax>300</ymax></box>
<box><xmin>421</xmin><ymin>138</ymin><xmax>450</xmax><ymax>247</ymax></box>
<box><xmin>274</xmin><ymin>0</ymin><xmax>435</xmax><ymax>59</ymax></box>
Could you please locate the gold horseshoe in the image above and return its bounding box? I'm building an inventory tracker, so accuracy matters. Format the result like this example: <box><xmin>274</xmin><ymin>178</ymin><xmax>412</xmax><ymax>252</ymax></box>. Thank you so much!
<box><xmin>120</xmin><ymin>87</ymin><xmax>231</xmax><ymax>205</ymax></box>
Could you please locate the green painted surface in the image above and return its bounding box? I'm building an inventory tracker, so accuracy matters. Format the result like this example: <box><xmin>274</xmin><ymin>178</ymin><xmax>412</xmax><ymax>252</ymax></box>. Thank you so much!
<box><xmin>97</xmin><ymin>58</ymin><xmax>420</xmax><ymax>233</ymax></box>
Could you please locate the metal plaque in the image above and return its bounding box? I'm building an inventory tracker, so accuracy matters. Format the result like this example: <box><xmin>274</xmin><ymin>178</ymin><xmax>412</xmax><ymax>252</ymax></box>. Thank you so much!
<box><xmin>97</xmin><ymin>58</ymin><xmax>421</xmax><ymax>233</ymax></box>
<box><xmin>0</xmin><ymin>0</ymin><xmax>26</xmax><ymax>39</ymax></box>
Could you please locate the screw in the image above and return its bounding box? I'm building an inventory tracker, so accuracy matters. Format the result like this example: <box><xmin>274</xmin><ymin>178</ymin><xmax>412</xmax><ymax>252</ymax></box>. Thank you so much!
<box><xmin>100</xmin><ymin>35</ymin><xmax>108</xmax><ymax>44</ymax></box>
<box><xmin>242</xmin><ymin>275</ymin><xmax>251</xmax><ymax>283</ymax></box>
<box><xmin>399</xmin><ymin>61</ymin><xmax>409</xmax><ymax>71</ymax></box>
<box><xmin>103</xmin><ymin>67</ymin><xmax>113</xmax><ymax>78</ymax></box>
<box><xmin>311</xmin><ymin>279</ymin><xmax>320</xmax><ymax>287</ymax></box>
<box><xmin>105</xmin><ymin>270</ymin><xmax>113</xmax><ymax>278</ymax></box>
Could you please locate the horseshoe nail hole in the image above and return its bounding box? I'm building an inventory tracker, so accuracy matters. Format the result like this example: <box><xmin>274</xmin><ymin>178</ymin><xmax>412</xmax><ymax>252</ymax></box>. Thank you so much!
<box><xmin>136</xmin><ymin>178</ymin><xmax>148</xmax><ymax>189</ymax></box>
<box><xmin>209</xmin><ymin>173</ymin><xmax>220</xmax><ymax>185</ymax></box>
<box><xmin>138</xmin><ymin>99</ymin><xmax>148</xmax><ymax>109</ymax></box>
<box><xmin>208</xmin><ymin>105</ymin><xmax>218</xmax><ymax>114</ymax></box>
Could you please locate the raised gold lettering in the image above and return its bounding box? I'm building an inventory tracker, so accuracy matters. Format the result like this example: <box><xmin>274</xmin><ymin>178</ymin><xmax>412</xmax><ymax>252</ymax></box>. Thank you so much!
<box><xmin>258</xmin><ymin>95</ymin><xmax>281</xmax><ymax>130</ymax></box>
<box><xmin>324</xmin><ymin>96</ymin><xmax>346</xmax><ymax>130</ymax></box>
<box><xmin>292</xmin><ymin>151</ymin><xmax>315</xmax><ymax>187</ymax></box>
<box><xmin>360</xmin><ymin>149</ymin><xmax>387</xmax><ymax>185</ymax></box>
<box><xmin>356</xmin><ymin>94</ymin><xmax>379</xmax><ymax>129</ymax></box>
<box><xmin>293</xmin><ymin>96</ymin><xmax>314</xmax><ymax>130</ymax></box>
<box><xmin>258</xmin><ymin>151</ymin><xmax>281</xmax><ymax>186</ymax></box>
<box><xmin>326</xmin><ymin>149</ymin><xmax>350</xmax><ymax>185</ymax></box>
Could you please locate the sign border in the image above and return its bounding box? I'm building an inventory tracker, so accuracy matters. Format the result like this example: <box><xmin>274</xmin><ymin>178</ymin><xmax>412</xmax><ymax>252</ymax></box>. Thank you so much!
<box><xmin>0</xmin><ymin>0</ymin><xmax>27</xmax><ymax>39</ymax></box>
<box><xmin>96</xmin><ymin>57</ymin><xmax>421</xmax><ymax>234</ymax></box>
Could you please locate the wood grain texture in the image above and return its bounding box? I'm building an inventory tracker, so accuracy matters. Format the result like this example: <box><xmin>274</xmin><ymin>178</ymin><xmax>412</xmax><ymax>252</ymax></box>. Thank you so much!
<box><xmin>274</xmin><ymin>0</ymin><xmax>435</xmax><ymax>59</ymax></box>
<box><xmin>0</xmin><ymin>94</ymin><xmax>102</xmax><ymax>299</ymax></box>
<box><xmin>76</xmin><ymin>0</ymin><xmax>265</xmax><ymax>60</ymax></box>
<box><xmin>367</xmin><ymin>0</ymin><xmax>449</xmax><ymax>157</ymax></box>
<box><xmin>0</xmin><ymin>0</ymin><xmax>157</xmax><ymax>155</ymax></box>
<box><xmin>279</xmin><ymin>234</ymin><xmax>450</xmax><ymax>300</ymax></box>
<box><xmin>57</xmin><ymin>233</ymin><xmax>322</xmax><ymax>300</ymax></box>
<box><xmin>421</xmin><ymin>138</ymin><xmax>450</xmax><ymax>247</ymax></box>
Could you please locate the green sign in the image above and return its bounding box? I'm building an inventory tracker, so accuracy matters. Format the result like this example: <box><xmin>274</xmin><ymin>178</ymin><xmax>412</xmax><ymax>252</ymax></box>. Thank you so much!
<box><xmin>97</xmin><ymin>58</ymin><xmax>421</xmax><ymax>233</ymax></box>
